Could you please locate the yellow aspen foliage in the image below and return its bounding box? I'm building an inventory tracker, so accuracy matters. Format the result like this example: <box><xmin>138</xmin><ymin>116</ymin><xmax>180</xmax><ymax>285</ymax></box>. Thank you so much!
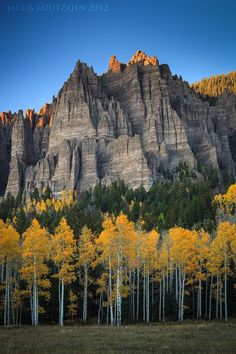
<box><xmin>77</xmin><ymin>226</ymin><xmax>96</xmax><ymax>269</ymax></box>
<box><xmin>52</xmin><ymin>218</ymin><xmax>76</xmax><ymax>284</ymax></box>
<box><xmin>0</xmin><ymin>224</ymin><xmax>21</xmax><ymax>264</ymax></box>
<box><xmin>213</xmin><ymin>183</ymin><xmax>236</xmax><ymax>216</ymax></box>
<box><xmin>141</xmin><ymin>230</ymin><xmax>160</xmax><ymax>272</ymax></box>
<box><xmin>21</xmin><ymin>219</ymin><xmax>52</xmax><ymax>325</ymax></box>
<box><xmin>21</xmin><ymin>221</ymin><xmax>51</xmax><ymax>275</ymax></box>
<box><xmin>67</xmin><ymin>290</ymin><xmax>78</xmax><ymax>321</ymax></box>
<box><xmin>0</xmin><ymin>222</ymin><xmax>21</xmax><ymax>325</ymax></box>
<box><xmin>209</xmin><ymin>221</ymin><xmax>236</xmax><ymax>275</ymax></box>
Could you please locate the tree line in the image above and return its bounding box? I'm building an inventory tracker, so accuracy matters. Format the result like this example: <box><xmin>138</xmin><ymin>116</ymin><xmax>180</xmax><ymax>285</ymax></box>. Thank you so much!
<box><xmin>0</xmin><ymin>182</ymin><xmax>236</xmax><ymax>326</ymax></box>
<box><xmin>191</xmin><ymin>70</ymin><xmax>236</xmax><ymax>99</ymax></box>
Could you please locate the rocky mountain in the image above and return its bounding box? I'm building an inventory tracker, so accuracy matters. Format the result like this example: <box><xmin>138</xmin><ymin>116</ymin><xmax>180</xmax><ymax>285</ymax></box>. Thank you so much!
<box><xmin>1</xmin><ymin>50</ymin><xmax>236</xmax><ymax>199</ymax></box>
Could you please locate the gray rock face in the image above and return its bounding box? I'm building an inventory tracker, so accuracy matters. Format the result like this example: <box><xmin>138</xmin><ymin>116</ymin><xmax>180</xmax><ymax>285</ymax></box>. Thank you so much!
<box><xmin>0</xmin><ymin>121</ymin><xmax>9</xmax><ymax>195</ymax></box>
<box><xmin>1</xmin><ymin>51</ymin><xmax>236</xmax><ymax>198</ymax></box>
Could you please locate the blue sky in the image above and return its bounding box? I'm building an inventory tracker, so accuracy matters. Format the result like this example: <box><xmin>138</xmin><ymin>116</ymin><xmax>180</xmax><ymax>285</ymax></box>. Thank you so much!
<box><xmin>0</xmin><ymin>0</ymin><xmax>236</xmax><ymax>112</ymax></box>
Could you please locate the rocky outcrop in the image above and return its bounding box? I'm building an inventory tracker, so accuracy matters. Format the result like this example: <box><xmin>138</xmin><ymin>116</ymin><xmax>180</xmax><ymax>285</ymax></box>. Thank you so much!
<box><xmin>108</xmin><ymin>55</ymin><xmax>125</xmax><ymax>73</ymax></box>
<box><xmin>1</xmin><ymin>51</ymin><xmax>236</xmax><ymax>198</ymax></box>
<box><xmin>127</xmin><ymin>50</ymin><xmax>158</xmax><ymax>66</ymax></box>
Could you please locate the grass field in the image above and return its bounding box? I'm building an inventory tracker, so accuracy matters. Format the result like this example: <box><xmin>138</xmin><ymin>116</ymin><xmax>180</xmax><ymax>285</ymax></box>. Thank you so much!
<box><xmin>0</xmin><ymin>321</ymin><xmax>236</xmax><ymax>353</ymax></box>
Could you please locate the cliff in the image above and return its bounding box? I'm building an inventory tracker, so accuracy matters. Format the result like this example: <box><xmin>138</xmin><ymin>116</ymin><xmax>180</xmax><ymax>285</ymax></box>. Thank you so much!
<box><xmin>1</xmin><ymin>51</ymin><xmax>236</xmax><ymax>198</ymax></box>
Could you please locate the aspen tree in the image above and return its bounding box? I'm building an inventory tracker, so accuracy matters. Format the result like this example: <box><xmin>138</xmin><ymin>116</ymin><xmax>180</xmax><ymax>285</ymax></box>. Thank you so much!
<box><xmin>0</xmin><ymin>223</ymin><xmax>21</xmax><ymax>326</ymax></box>
<box><xmin>52</xmin><ymin>217</ymin><xmax>76</xmax><ymax>326</ymax></box>
<box><xmin>135</xmin><ymin>221</ymin><xmax>144</xmax><ymax>321</ymax></box>
<box><xmin>159</xmin><ymin>241</ymin><xmax>169</xmax><ymax>322</ymax></box>
<box><xmin>207</xmin><ymin>237</ymin><xmax>222</xmax><ymax>320</ymax></box>
<box><xmin>169</xmin><ymin>227</ymin><xmax>196</xmax><ymax>321</ymax></box>
<box><xmin>215</xmin><ymin>221</ymin><xmax>236</xmax><ymax>320</ymax></box>
<box><xmin>96</xmin><ymin>214</ymin><xmax>137</xmax><ymax>326</ymax></box>
<box><xmin>77</xmin><ymin>226</ymin><xmax>96</xmax><ymax>322</ymax></box>
<box><xmin>114</xmin><ymin>214</ymin><xmax>137</xmax><ymax>326</ymax></box>
<box><xmin>96</xmin><ymin>215</ymin><xmax>116</xmax><ymax>325</ymax></box>
<box><xmin>140</xmin><ymin>229</ymin><xmax>159</xmax><ymax>323</ymax></box>
<box><xmin>193</xmin><ymin>229</ymin><xmax>210</xmax><ymax>319</ymax></box>
<box><xmin>21</xmin><ymin>219</ymin><xmax>51</xmax><ymax>326</ymax></box>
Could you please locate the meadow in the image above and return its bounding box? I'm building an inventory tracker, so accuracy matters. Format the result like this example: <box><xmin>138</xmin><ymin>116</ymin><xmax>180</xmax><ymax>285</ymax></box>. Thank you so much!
<box><xmin>0</xmin><ymin>321</ymin><xmax>236</xmax><ymax>354</ymax></box>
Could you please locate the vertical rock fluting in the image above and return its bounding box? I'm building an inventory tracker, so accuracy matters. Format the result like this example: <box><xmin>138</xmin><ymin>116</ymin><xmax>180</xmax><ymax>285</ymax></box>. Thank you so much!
<box><xmin>5</xmin><ymin>110</ymin><xmax>35</xmax><ymax>197</ymax></box>
<box><xmin>4</xmin><ymin>105</ymin><xmax>52</xmax><ymax>197</ymax></box>
<box><xmin>0</xmin><ymin>120</ymin><xmax>9</xmax><ymax>195</ymax></box>
<box><xmin>1</xmin><ymin>51</ymin><xmax>236</xmax><ymax>198</ymax></box>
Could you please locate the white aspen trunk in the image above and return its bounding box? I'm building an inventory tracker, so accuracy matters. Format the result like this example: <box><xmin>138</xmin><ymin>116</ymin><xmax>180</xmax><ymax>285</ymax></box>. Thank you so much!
<box><xmin>170</xmin><ymin>262</ymin><xmax>173</xmax><ymax>292</ymax></box>
<box><xmin>83</xmin><ymin>267</ymin><xmax>88</xmax><ymax>322</ymax></box>
<box><xmin>197</xmin><ymin>279</ymin><xmax>201</xmax><ymax>319</ymax></box>
<box><xmin>108</xmin><ymin>257</ymin><xmax>114</xmax><ymax>325</ymax></box>
<box><xmin>143</xmin><ymin>265</ymin><xmax>146</xmax><ymax>322</ymax></box>
<box><xmin>136</xmin><ymin>265</ymin><xmax>140</xmax><ymax>321</ymax></box>
<box><xmin>33</xmin><ymin>256</ymin><xmax>38</xmax><ymax>326</ymax></box>
<box><xmin>209</xmin><ymin>275</ymin><xmax>213</xmax><ymax>320</ymax></box>
<box><xmin>114</xmin><ymin>301</ymin><xmax>117</xmax><ymax>325</ymax></box>
<box><xmin>15</xmin><ymin>272</ymin><xmax>19</xmax><ymax>326</ymax></box>
<box><xmin>58</xmin><ymin>278</ymin><xmax>61</xmax><ymax>323</ymax></box>
<box><xmin>11</xmin><ymin>270</ymin><xmax>15</xmax><ymax>326</ymax></box>
<box><xmin>106</xmin><ymin>292</ymin><xmax>109</xmax><ymax>325</ymax></box>
<box><xmin>129</xmin><ymin>269</ymin><xmax>132</xmax><ymax>318</ymax></box>
<box><xmin>132</xmin><ymin>269</ymin><xmax>135</xmax><ymax>321</ymax></box>
<box><xmin>199</xmin><ymin>279</ymin><xmax>202</xmax><ymax>319</ymax></box>
<box><xmin>162</xmin><ymin>273</ymin><xmax>165</xmax><ymax>322</ymax></box>
<box><xmin>159</xmin><ymin>278</ymin><xmax>162</xmax><ymax>322</ymax></box>
<box><xmin>136</xmin><ymin>232</ymin><xmax>140</xmax><ymax>321</ymax></box>
<box><xmin>178</xmin><ymin>267</ymin><xmax>182</xmax><ymax>321</ymax></box>
<box><xmin>197</xmin><ymin>263</ymin><xmax>202</xmax><ymax>319</ymax></box>
<box><xmin>205</xmin><ymin>277</ymin><xmax>208</xmax><ymax>318</ymax></box>
<box><xmin>220</xmin><ymin>279</ymin><xmax>222</xmax><ymax>320</ymax></box>
<box><xmin>224</xmin><ymin>250</ymin><xmax>228</xmax><ymax>321</ymax></box>
<box><xmin>36</xmin><ymin>286</ymin><xmax>39</xmax><ymax>325</ymax></box>
<box><xmin>216</xmin><ymin>276</ymin><xmax>219</xmax><ymax>319</ymax></box>
<box><xmin>146</xmin><ymin>270</ymin><xmax>150</xmax><ymax>323</ymax></box>
<box><xmin>30</xmin><ymin>289</ymin><xmax>34</xmax><ymax>325</ymax></box>
<box><xmin>166</xmin><ymin>263</ymin><xmax>169</xmax><ymax>293</ymax></box>
<box><xmin>151</xmin><ymin>276</ymin><xmax>154</xmax><ymax>307</ymax></box>
<box><xmin>1</xmin><ymin>262</ymin><xmax>4</xmax><ymax>284</ymax></box>
<box><xmin>7</xmin><ymin>280</ymin><xmax>11</xmax><ymax>326</ymax></box>
<box><xmin>181</xmin><ymin>271</ymin><xmax>185</xmax><ymax>321</ymax></box>
<box><xmin>151</xmin><ymin>276</ymin><xmax>154</xmax><ymax>321</ymax></box>
<box><xmin>116</xmin><ymin>253</ymin><xmax>121</xmax><ymax>326</ymax></box>
<box><xmin>59</xmin><ymin>277</ymin><xmax>64</xmax><ymax>326</ymax></box>
<box><xmin>193</xmin><ymin>287</ymin><xmax>195</xmax><ymax>319</ymax></box>
<box><xmin>4</xmin><ymin>263</ymin><xmax>8</xmax><ymax>326</ymax></box>
<box><xmin>175</xmin><ymin>267</ymin><xmax>178</xmax><ymax>301</ymax></box>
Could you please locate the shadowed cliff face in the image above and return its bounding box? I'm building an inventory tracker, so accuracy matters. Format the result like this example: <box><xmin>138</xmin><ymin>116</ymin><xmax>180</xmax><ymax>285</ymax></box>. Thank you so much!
<box><xmin>1</xmin><ymin>50</ymin><xmax>236</xmax><ymax>198</ymax></box>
